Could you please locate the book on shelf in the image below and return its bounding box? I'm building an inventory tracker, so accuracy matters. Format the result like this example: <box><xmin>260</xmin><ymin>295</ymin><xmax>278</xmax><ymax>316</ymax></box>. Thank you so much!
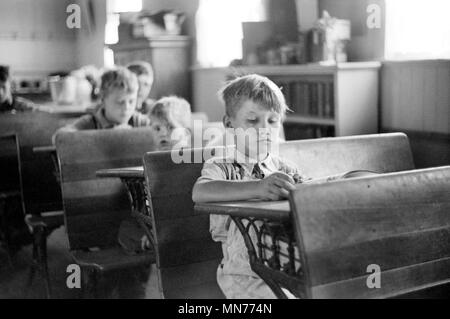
<box><xmin>326</xmin><ymin>83</ymin><xmax>334</xmax><ymax>118</ymax></box>
<box><xmin>315</xmin><ymin>126</ymin><xmax>322</xmax><ymax>138</ymax></box>
<box><xmin>317</xmin><ymin>82</ymin><xmax>324</xmax><ymax>117</ymax></box>
<box><xmin>279</xmin><ymin>80</ymin><xmax>335</xmax><ymax>119</ymax></box>
<box><xmin>302</xmin><ymin>83</ymin><xmax>309</xmax><ymax>116</ymax></box>
<box><xmin>309</xmin><ymin>83</ymin><xmax>318</xmax><ymax>116</ymax></box>
<box><xmin>281</xmin><ymin>82</ymin><xmax>291</xmax><ymax>108</ymax></box>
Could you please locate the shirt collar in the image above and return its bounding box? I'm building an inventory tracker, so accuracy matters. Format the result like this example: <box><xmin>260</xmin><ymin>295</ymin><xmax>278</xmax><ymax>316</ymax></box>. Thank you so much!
<box><xmin>94</xmin><ymin>106</ymin><xmax>133</xmax><ymax>129</ymax></box>
<box><xmin>233</xmin><ymin>148</ymin><xmax>276</xmax><ymax>174</ymax></box>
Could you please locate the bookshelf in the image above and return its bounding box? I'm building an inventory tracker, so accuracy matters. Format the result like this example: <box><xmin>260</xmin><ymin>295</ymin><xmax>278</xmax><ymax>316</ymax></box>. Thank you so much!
<box><xmin>229</xmin><ymin>62</ymin><xmax>381</xmax><ymax>139</ymax></box>
<box><xmin>192</xmin><ymin>62</ymin><xmax>381</xmax><ymax>140</ymax></box>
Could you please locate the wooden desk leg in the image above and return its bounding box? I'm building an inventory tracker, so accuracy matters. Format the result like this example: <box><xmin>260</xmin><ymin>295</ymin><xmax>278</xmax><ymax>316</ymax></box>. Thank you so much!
<box><xmin>50</xmin><ymin>152</ymin><xmax>61</xmax><ymax>184</ymax></box>
<box><xmin>122</xmin><ymin>178</ymin><xmax>155</xmax><ymax>248</ymax></box>
<box><xmin>0</xmin><ymin>199</ymin><xmax>14</xmax><ymax>268</ymax></box>
<box><xmin>230</xmin><ymin>216</ymin><xmax>305</xmax><ymax>299</ymax></box>
<box><xmin>231</xmin><ymin>216</ymin><xmax>288</xmax><ymax>299</ymax></box>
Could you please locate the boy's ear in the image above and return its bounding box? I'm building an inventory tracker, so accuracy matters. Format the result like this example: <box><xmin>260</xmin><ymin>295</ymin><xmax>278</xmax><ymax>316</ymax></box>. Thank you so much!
<box><xmin>223</xmin><ymin>115</ymin><xmax>233</xmax><ymax>128</ymax></box>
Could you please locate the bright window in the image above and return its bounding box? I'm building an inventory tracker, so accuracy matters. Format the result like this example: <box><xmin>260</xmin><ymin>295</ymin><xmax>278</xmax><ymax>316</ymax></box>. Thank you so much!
<box><xmin>196</xmin><ymin>0</ymin><xmax>267</xmax><ymax>67</ymax></box>
<box><xmin>104</xmin><ymin>0</ymin><xmax>143</xmax><ymax>65</ymax></box>
<box><xmin>107</xmin><ymin>0</ymin><xmax>142</xmax><ymax>14</ymax></box>
<box><xmin>385</xmin><ymin>0</ymin><xmax>450</xmax><ymax>60</ymax></box>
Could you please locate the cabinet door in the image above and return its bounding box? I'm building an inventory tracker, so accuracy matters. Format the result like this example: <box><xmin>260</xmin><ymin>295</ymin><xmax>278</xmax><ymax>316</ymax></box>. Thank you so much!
<box><xmin>113</xmin><ymin>49</ymin><xmax>151</xmax><ymax>67</ymax></box>
<box><xmin>151</xmin><ymin>46</ymin><xmax>191</xmax><ymax>101</ymax></box>
<box><xmin>113</xmin><ymin>46</ymin><xmax>191</xmax><ymax>101</ymax></box>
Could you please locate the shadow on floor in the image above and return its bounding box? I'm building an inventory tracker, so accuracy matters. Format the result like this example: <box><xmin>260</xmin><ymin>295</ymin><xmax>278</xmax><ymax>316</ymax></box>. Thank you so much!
<box><xmin>0</xmin><ymin>227</ymin><xmax>158</xmax><ymax>299</ymax></box>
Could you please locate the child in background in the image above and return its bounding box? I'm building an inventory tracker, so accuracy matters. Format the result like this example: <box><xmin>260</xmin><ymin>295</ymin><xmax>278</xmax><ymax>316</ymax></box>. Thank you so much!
<box><xmin>126</xmin><ymin>61</ymin><xmax>154</xmax><ymax>114</ymax></box>
<box><xmin>0</xmin><ymin>65</ymin><xmax>35</xmax><ymax>113</ymax></box>
<box><xmin>118</xmin><ymin>95</ymin><xmax>192</xmax><ymax>252</ymax></box>
<box><xmin>54</xmin><ymin>66</ymin><xmax>149</xmax><ymax>138</ymax></box>
<box><xmin>149</xmin><ymin>96</ymin><xmax>192</xmax><ymax>150</ymax></box>
<box><xmin>192</xmin><ymin>74</ymin><xmax>302</xmax><ymax>299</ymax></box>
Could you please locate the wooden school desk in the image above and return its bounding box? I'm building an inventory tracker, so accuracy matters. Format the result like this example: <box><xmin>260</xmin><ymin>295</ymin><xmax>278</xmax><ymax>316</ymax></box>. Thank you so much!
<box><xmin>33</xmin><ymin>145</ymin><xmax>58</xmax><ymax>177</ymax></box>
<box><xmin>195</xmin><ymin>200</ymin><xmax>302</xmax><ymax>299</ymax></box>
<box><xmin>95</xmin><ymin>166</ymin><xmax>154</xmax><ymax>245</ymax></box>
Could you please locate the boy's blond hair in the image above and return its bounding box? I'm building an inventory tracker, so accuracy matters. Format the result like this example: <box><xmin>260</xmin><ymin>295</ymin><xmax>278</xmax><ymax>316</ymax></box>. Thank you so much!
<box><xmin>219</xmin><ymin>74</ymin><xmax>289</xmax><ymax>118</ymax></box>
<box><xmin>100</xmin><ymin>67</ymin><xmax>138</xmax><ymax>97</ymax></box>
<box><xmin>150</xmin><ymin>96</ymin><xmax>192</xmax><ymax>129</ymax></box>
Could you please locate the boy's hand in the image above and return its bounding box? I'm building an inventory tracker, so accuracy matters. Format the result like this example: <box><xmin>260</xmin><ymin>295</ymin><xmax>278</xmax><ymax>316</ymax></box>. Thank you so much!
<box><xmin>140</xmin><ymin>235</ymin><xmax>151</xmax><ymax>250</ymax></box>
<box><xmin>114</xmin><ymin>123</ymin><xmax>132</xmax><ymax>130</ymax></box>
<box><xmin>256</xmin><ymin>172</ymin><xmax>296</xmax><ymax>201</ymax></box>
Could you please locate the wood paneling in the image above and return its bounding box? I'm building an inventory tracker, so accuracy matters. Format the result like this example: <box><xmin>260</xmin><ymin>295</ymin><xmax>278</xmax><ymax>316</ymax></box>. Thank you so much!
<box><xmin>279</xmin><ymin>133</ymin><xmax>414</xmax><ymax>179</ymax></box>
<box><xmin>56</xmin><ymin>129</ymin><xmax>157</xmax><ymax>250</ymax></box>
<box><xmin>381</xmin><ymin>60</ymin><xmax>450</xmax><ymax>135</ymax></box>
<box><xmin>290</xmin><ymin>166</ymin><xmax>450</xmax><ymax>298</ymax></box>
<box><xmin>143</xmin><ymin>147</ymin><xmax>225</xmax><ymax>298</ymax></box>
<box><xmin>0</xmin><ymin>111</ymin><xmax>77</xmax><ymax>214</ymax></box>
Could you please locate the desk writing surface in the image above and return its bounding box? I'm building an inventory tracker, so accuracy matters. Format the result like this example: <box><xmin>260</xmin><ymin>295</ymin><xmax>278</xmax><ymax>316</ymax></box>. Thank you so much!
<box><xmin>35</xmin><ymin>102</ymin><xmax>93</xmax><ymax>115</ymax></box>
<box><xmin>33</xmin><ymin>145</ymin><xmax>56</xmax><ymax>154</ymax></box>
<box><xmin>96</xmin><ymin>166</ymin><xmax>144</xmax><ymax>179</ymax></box>
<box><xmin>195</xmin><ymin>200</ymin><xmax>290</xmax><ymax>220</ymax></box>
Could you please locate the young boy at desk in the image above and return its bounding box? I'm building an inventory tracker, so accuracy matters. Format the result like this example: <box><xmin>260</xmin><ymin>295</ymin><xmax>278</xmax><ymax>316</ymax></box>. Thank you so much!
<box><xmin>118</xmin><ymin>96</ymin><xmax>192</xmax><ymax>298</ymax></box>
<box><xmin>149</xmin><ymin>96</ymin><xmax>192</xmax><ymax>150</ymax></box>
<box><xmin>192</xmin><ymin>74</ymin><xmax>303</xmax><ymax>299</ymax></box>
<box><xmin>0</xmin><ymin>65</ymin><xmax>35</xmax><ymax>113</ymax></box>
<box><xmin>54</xmin><ymin>66</ymin><xmax>149</xmax><ymax>137</ymax></box>
<box><xmin>127</xmin><ymin>61</ymin><xmax>154</xmax><ymax>114</ymax></box>
<box><xmin>118</xmin><ymin>95</ymin><xmax>192</xmax><ymax>253</ymax></box>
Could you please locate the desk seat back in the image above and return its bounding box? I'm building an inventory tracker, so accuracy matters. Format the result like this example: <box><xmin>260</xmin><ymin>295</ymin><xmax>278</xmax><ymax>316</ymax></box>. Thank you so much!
<box><xmin>0</xmin><ymin>134</ymin><xmax>22</xmax><ymax>196</ymax></box>
<box><xmin>279</xmin><ymin>133</ymin><xmax>415</xmax><ymax>178</ymax></box>
<box><xmin>0</xmin><ymin>112</ymin><xmax>76</xmax><ymax>215</ymax></box>
<box><xmin>55</xmin><ymin>128</ymin><xmax>156</xmax><ymax>250</ymax></box>
<box><xmin>143</xmin><ymin>147</ymin><xmax>225</xmax><ymax>298</ymax></box>
<box><xmin>290</xmin><ymin>166</ymin><xmax>450</xmax><ymax>298</ymax></box>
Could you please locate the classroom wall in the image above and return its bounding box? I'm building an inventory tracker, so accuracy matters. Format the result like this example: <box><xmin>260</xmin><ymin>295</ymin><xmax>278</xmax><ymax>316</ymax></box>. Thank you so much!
<box><xmin>74</xmin><ymin>0</ymin><xmax>107</xmax><ymax>68</ymax></box>
<box><xmin>381</xmin><ymin>60</ymin><xmax>450</xmax><ymax>135</ymax></box>
<box><xmin>296</xmin><ymin>0</ymin><xmax>319</xmax><ymax>31</ymax></box>
<box><xmin>319</xmin><ymin>0</ymin><xmax>386</xmax><ymax>62</ymax></box>
<box><xmin>381</xmin><ymin>60</ymin><xmax>450</xmax><ymax>168</ymax></box>
<box><xmin>0</xmin><ymin>0</ymin><xmax>78</xmax><ymax>76</ymax></box>
<box><xmin>0</xmin><ymin>0</ymin><xmax>107</xmax><ymax>77</ymax></box>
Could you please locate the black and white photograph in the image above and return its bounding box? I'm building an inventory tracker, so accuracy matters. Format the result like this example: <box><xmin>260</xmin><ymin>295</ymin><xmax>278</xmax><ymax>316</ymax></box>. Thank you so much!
<box><xmin>0</xmin><ymin>0</ymin><xmax>449</xmax><ymax>304</ymax></box>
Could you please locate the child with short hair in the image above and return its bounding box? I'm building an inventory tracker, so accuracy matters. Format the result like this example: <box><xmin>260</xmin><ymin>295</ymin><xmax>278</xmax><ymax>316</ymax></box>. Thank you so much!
<box><xmin>126</xmin><ymin>61</ymin><xmax>154</xmax><ymax>114</ymax></box>
<box><xmin>149</xmin><ymin>96</ymin><xmax>192</xmax><ymax>150</ymax></box>
<box><xmin>0</xmin><ymin>65</ymin><xmax>35</xmax><ymax>113</ymax></box>
<box><xmin>118</xmin><ymin>95</ymin><xmax>192</xmax><ymax>252</ymax></box>
<box><xmin>54</xmin><ymin>66</ymin><xmax>149</xmax><ymax>137</ymax></box>
<box><xmin>192</xmin><ymin>74</ymin><xmax>302</xmax><ymax>299</ymax></box>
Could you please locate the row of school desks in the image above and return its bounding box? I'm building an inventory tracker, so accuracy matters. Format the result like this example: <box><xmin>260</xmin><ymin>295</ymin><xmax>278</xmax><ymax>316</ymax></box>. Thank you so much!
<box><xmin>0</xmin><ymin>103</ymin><xmax>89</xmax><ymax>216</ymax></box>
<box><xmin>69</xmin><ymin>136</ymin><xmax>450</xmax><ymax>299</ymax></box>
<box><xmin>87</xmin><ymin>158</ymin><xmax>450</xmax><ymax>299</ymax></box>
<box><xmin>2</xmin><ymin>105</ymin><xmax>450</xmax><ymax>299</ymax></box>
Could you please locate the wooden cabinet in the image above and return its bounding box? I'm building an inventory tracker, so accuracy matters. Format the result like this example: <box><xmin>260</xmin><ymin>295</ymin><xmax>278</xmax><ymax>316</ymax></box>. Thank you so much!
<box><xmin>192</xmin><ymin>62</ymin><xmax>381</xmax><ymax>139</ymax></box>
<box><xmin>111</xmin><ymin>36</ymin><xmax>191</xmax><ymax>101</ymax></box>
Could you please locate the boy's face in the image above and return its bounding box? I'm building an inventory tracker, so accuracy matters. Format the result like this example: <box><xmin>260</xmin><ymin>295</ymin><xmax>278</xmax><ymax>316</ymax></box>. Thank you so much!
<box><xmin>137</xmin><ymin>75</ymin><xmax>153</xmax><ymax>108</ymax></box>
<box><xmin>225</xmin><ymin>99</ymin><xmax>282</xmax><ymax>160</ymax></box>
<box><xmin>150</xmin><ymin>118</ymin><xmax>190</xmax><ymax>151</ymax></box>
<box><xmin>103</xmin><ymin>89</ymin><xmax>138</xmax><ymax>125</ymax></box>
<box><xmin>0</xmin><ymin>80</ymin><xmax>11</xmax><ymax>104</ymax></box>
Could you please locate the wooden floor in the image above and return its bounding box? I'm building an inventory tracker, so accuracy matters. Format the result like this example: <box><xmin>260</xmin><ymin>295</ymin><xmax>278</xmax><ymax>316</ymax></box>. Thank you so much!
<box><xmin>0</xmin><ymin>227</ymin><xmax>160</xmax><ymax>299</ymax></box>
